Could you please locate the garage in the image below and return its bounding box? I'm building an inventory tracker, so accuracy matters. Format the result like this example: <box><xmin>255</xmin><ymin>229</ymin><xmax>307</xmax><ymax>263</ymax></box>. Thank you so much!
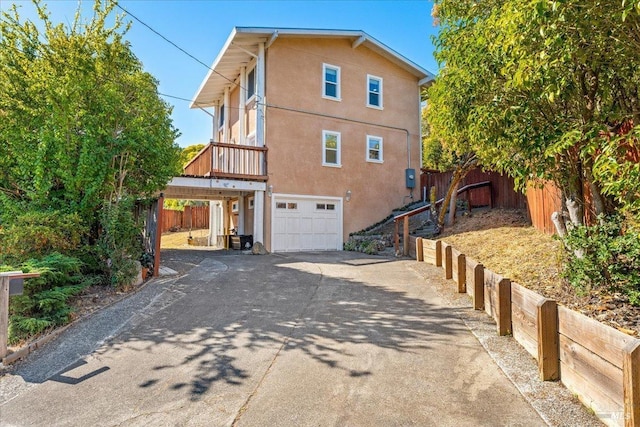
<box><xmin>271</xmin><ymin>195</ymin><xmax>342</xmax><ymax>252</ymax></box>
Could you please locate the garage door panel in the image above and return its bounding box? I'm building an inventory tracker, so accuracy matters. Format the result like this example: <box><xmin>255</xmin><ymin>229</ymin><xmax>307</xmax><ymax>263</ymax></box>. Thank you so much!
<box><xmin>273</xmin><ymin>196</ymin><xmax>341</xmax><ymax>252</ymax></box>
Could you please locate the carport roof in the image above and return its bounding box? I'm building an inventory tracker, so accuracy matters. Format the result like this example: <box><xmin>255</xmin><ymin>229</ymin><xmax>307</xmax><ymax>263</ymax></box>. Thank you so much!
<box><xmin>191</xmin><ymin>27</ymin><xmax>435</xmax><ymax>109</ymax></box>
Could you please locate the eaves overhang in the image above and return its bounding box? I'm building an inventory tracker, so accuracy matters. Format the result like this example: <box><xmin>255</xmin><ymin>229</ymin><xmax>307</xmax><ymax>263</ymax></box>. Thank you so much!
<box><xmin>190</xmin><ymin>27</ymin><xmax>435</xmax><ymax>109</ymax></box>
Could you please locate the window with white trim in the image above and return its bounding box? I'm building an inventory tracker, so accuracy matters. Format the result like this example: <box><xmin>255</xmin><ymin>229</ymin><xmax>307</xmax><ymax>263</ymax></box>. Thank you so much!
<box><xmin>323</xmin><ymin>63</ymin><xmax>341</xmax><ymax>100</ymax></box>
<box><xmin>247</xmin><ymin>67</ymin><xmax>256</xmax><ymax>100</ymax></box>
<box><xmin>323</xmin><ymin>130</ymin><xmax>341</xmax><ymax>167</ymax></box>
<box><xmin>366</xmin><ymin>135</ymin><xmax>383</xmax><ymax>163</ymax></box>
<box><xmin>367</xmin><ymin>75</ymin><xmax>383</xmax><ymax>109</ymax></box>
<box><xmin>218</xmin><ymin>105</ymin><xmax>225</xmax><ymax>127</ymax></box>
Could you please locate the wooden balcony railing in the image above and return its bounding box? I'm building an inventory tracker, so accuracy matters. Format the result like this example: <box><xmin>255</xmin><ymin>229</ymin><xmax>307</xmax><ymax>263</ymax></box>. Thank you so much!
<box><xmin>183</xmin><ymin>142</ymin><xmax>268</xmax><ymax>181</ymax></box>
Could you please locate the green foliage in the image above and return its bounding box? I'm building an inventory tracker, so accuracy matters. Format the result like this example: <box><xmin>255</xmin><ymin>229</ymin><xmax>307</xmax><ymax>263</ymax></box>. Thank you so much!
<box><xmin>0</xmin><ymin>210</ymin><xmax>86</xmax><ymax>264</ymax></box>
<box><xmin>428</xmin><ymin>0</ymin><xmax>640</xmax><ymax>217</ymax></box>
<box><xmin>563</xmin><ymin>216</ymin><xmax>640</xmax><ymax>304</ymax></box>
<box><xmin>96</xmin><ymin>198</ymin><xmax>141</xmax><ymax>288</ymax></box>
<box><xmin>343</xmin><ymin>238</ymin><xmax>386</xmax><ymax>255</ymax></box>
<box><xmin>180</xmin><ymin>143</ymin><xmax>205</xmax><ymax>167</ymax></box>
<box><xmin>3</xmin><ymin>253</ymin><xmax>99</xmax><ymax>344</ymax></box>
<box><xmin>0</xmin><ymin>0</ymin><xmax>181</xmax><ymax>222</ymax></box>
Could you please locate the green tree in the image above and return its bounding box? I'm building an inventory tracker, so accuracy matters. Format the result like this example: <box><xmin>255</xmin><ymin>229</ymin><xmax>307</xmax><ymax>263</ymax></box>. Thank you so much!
<box><xmin>180</xmin><ymin>143</ymin><xmax>205</xmax><ymax>168</ymax></box>
<box><xmin>427</xmin><ymin>0</ymin><xmax>640</xmax><ymax>225</ymax></box>
<box><xmin>0</xmin><ymin>0</ymin><xmax>182</xmax><ymax>287</ymax></box>
<box><xmin>0</xmin><ymin>0</ymin><xmax>181</xmax><ymax>222</ymax></box>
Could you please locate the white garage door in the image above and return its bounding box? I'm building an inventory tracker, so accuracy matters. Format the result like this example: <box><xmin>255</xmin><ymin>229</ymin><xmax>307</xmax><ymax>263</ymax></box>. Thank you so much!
<box><xmin>272</xmin><ymin>195</ymin><xmax>342</xmax><ymax>252</ymax></box>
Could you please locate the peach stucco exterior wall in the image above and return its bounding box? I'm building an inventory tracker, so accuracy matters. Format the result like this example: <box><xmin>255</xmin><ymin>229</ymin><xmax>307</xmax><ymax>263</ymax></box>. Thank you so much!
<box><xmin>217</xmin><ymin>77</ymin><xmax>258</xmax><ymax>144</ymax></box>
<box><xmin>262</xmin><ymin>37</ymin><xmax>422</xmax><ymax>249</ymax></box>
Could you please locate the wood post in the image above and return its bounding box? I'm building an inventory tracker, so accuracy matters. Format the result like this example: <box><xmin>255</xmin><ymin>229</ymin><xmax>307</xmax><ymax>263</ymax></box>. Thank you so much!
<box><xmin>0</xmin><ymin>271</ymin><xmax>39</xmax><ymax>360</ymax></box>
<box><xmin>416</xmin><ymin>237</ymin><xmax>424</xmax><ymax>262</ymax></box>
<box><xmin>496</xmin><ymin>278</ymin><xmax>512</xmax><ymax>336</ymax></box>
<box><xmin>394</xmin><ymin>220</ymin><xmax>399</xmax><ymax>254</ymax></box>
<box><xmin>454</xmin><ymin>252</ymin><xmax>466</xmax><ymax>293</ymax></box>
<box><xmin>403</xmin><ymin>216</ymin><xmax>409</xmax><ymax>256</ymax></box>
<box><xmin>444</xmin><ymin>244</ymin><xmax>452</xmax><ymax>280</ymax></box>
<box><xmin>624</xmin><ymin>340</ymin><xmax>640</xmax><ymax>426</ymax></box>
<box><xmin>537</xmin><ymin>298</ymin><xmax>559</xmax><ymax>381</ymax></box>
<box><xmin>435</xmin><ymin>240</ymin><xmax>442</xmax><ymax>267</ymax></box>
<box><xmin>473</xmin><ymin>263</ymin><xmax>484</xmax><ymax>310</ymax></box>
<box><xmin>0</xmin><ymin>275</ymin><xmax>10</xmax><ymax>359</ymax></box>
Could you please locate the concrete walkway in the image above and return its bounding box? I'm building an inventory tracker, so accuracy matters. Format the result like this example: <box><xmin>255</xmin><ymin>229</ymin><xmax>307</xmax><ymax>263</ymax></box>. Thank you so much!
<box><xmin>0</xmin><ymin>251</ymin><xmax>565</xmax><ymax>426</ymax></box>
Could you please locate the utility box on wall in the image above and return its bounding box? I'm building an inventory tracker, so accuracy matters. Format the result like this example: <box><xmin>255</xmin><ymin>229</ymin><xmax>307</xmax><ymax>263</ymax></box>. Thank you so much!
<box><xmin>405</xmin><ymin>168</ymin><xmax>416</xmax><ymax>189</ymax></box>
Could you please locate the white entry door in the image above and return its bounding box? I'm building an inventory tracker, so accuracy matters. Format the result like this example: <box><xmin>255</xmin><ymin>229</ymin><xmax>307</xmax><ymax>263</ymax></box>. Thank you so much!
<box><xmin>272</xmin><ymin>195</ymin><xmax>342</xmax><ymax>252</ymax></box>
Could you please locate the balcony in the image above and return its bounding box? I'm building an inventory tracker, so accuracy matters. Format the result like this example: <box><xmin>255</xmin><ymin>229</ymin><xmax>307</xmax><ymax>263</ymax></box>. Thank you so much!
<box><xmin>184</xmin><ymin>141</ymin><xmax>268</xmax><ymax>182</ymax></box>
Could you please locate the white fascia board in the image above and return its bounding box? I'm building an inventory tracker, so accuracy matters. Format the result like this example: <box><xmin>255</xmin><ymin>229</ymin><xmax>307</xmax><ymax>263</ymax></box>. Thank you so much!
<box><xmin>361</xmin><ymin>36</ymin><xmax>434</xmax><ymax>80</ymax></box>
<box><xmin>190</xmin><ymin>28</ymin><xmax>239</xmax><ymax>109</ymax></box>
<box><xmin>168</xmin><ymin>176</ymin><xmax>267</xmax><ymax>192</ymax></box>
<box><xmin>237</xmin><ymin>27</ymin><xmax>434</xmax><ymax>80</ymax></box>
<box><xmin>419</xmin><ymin>75</ymin><xmax>436</xmax><ymax>87</ymax></box>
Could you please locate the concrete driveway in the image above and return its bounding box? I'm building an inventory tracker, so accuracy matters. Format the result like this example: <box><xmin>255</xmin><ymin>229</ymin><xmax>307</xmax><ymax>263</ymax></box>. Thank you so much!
<box><xmin>0</xmin><ymin>250</ymin><xmax>546</xmax><ymax>426</ymax></box>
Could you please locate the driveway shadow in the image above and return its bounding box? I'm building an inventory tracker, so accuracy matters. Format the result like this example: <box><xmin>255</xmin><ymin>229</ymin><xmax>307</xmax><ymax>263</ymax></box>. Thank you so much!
<box><xmin>93</xmin><ymin>251</ymin><xmax>470</xmax><ymax>401</ymax></box>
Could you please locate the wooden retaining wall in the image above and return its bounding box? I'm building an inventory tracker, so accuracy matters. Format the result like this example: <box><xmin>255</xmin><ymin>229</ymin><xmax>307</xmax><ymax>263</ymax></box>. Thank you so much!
<box><xmin>415</xmin><ymin>238</ymin><xmax>640</xmax><ymax>426</ymax></box>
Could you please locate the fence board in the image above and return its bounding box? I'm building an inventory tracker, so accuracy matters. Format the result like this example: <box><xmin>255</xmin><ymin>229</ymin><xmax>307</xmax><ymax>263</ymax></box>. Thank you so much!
<box><xmin>511</xmin><ymin>283</ymin><xmax>544</xmax><ymax>322</ymax></box>
<box><xmin>559</xmin><ymin>306</ymin><xmax>637</xmax><ymax>369</ymax></box>
<box><xmin>512</xmin><ymin>308</ymin><xmax>539</xmax><ymax>359</ymax></box>
<box><xmin>422</xmin><ymin>239</ymin><xmax>442</xmax><ymax>267</ymax></box>
<box><xmin>526</xmin><ymin>181</ymin><xmax>562</xmax><ymax>235</ymax></box>
<box><xmin>161</xmin><ymin>206</ymin><xmax>210</xmax><ymax>233</ymax></box>
<box><xmin>561</xmin><ymin>358</ymin><xmax>624</xmax><ymax>427</ymax></box>
<box><xmin>421</xmin><ymin>168</ymin><xmax>527</xmax><ymax>209</ymax></box>
<box><xmin>560</xmin><ymin>334</ymin><xmax>624</xmax><ymax>411</ymax></box>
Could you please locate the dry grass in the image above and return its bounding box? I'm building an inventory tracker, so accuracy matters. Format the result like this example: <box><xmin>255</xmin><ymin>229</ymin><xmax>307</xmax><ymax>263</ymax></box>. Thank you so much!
<box><xmin>438</xmin><ymin>209</ymin><xmax>568</xmax><ymax>298</ymax></box>
<box><xmin>438</xmin><ymin>208</ymin><xmax>640</xmax><ymax>336</ymax></box>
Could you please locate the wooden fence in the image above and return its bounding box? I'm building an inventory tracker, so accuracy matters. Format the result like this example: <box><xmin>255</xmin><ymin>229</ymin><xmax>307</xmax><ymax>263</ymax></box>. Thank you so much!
<box><xmin>526</xmin><ymin>181</ymin><xmax>563</xmax><ymax>235</ymax></box>
<box><xmin>161</xmin><ymin>205</ymin><xmax>209</xmax><ymax>233</ymax></box>
<box><xmin>421</xmin><ymin>168</ymin><xmax>527</xmax><ymax>210</ymax></box>
<box><xmin>417</xmin><ymin>237</ymin><xmax>640</xmax><ymax>427</ymax></box>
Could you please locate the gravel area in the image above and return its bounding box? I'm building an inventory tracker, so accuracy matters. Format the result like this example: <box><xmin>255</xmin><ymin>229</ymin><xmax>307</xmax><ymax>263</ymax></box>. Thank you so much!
<box><xmin>409</xmin><ymin>261</ymin><xmax>603</xmax><ymax>427</ymax></box>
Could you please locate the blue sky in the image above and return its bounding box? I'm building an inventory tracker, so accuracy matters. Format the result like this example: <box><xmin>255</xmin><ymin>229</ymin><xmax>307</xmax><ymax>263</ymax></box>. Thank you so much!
<box><xmin>3</xmin><ymin>1</ymin><xmax>439</xmax><ymax>147</ymax></box>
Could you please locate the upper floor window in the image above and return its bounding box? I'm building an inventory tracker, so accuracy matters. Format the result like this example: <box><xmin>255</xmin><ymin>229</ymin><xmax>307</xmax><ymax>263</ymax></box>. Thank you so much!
<box><xmin>323</xmin><ymin>63</ymin><xmax>341</xmax><ymax>100</ymax></box>
<box><xmin>366</xmin><ymin>135</ymin><xmax>383</xmax><ymax>163</ymax></box>
<box><xmin>247</xmin><ymin>67</ymin><xmax>256</xmax><ymax>100</ymax></box>
<box><xmin>218</xmin><ymin>105</ymin><xmax>225</xmax><ymax>127</ymax></box>
<box><xmin>323</xmin><ymin>130</ymin><xmax>341</xmax><ymax>167</ymax></box>
<box><xmin>367</xmin><ymin>75</ymin><xmax>383</xmax><ymax>109</ymax></box>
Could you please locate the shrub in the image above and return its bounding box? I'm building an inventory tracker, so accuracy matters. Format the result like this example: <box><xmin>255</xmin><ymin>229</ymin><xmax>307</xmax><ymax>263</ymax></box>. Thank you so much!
<box><xmin>3</xmin><ymin>253</ymin><xmax>99</xmax><ymax>344</ymax></box>
<box><xmin>343</xmin><ymin>237</ymin><xmax>386</xmax><ymax>255</ymax></box>
<box><xmin>96</xmin><ymin>199</ymin><xmax>142</xmax><ymax>288</ymax></box>
<box><xmin>0</xmin><ymin>210</ymin><xmax>86</xmax><ymax>264</ymax></box>
<box><xmin>563</xmin><ymin>215</ymin><xmax>640</xmax><ymax>304</ymax></box>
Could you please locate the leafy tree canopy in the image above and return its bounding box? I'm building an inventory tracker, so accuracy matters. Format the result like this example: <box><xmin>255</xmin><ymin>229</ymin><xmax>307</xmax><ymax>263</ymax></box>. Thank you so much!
<box><xmin>426</xmin><ymin>0</ymin><xmax>640</xmax><ymax>220</ymax></box>
<box><xmin>0</xmin><ymin>0</ymin><xmax>181</xmax><ymax>222</ymax></box>
<box><xmin>180</xmin><ymin>143</ymin><xmax>205</xmax><ymax>167</ymax></box>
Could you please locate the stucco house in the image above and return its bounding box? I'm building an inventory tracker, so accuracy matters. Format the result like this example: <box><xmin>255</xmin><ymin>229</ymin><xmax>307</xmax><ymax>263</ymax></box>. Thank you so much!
<box><xmin>164</xmin><ymin>27</ymin><xmax>434</xmax><ymax>252</ymax></box>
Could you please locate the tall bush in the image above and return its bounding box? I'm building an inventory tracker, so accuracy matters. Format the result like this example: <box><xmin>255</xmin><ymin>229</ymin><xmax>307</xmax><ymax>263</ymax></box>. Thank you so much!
<box><xmin>0</xmin><ymin>210</ymin><xmax>85</xmax><ymax>264</ymax></box>
<box><xmin>563</xmin><ymin>216</ymin><xmax>640</xmax><ymax>304</ymax></box>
